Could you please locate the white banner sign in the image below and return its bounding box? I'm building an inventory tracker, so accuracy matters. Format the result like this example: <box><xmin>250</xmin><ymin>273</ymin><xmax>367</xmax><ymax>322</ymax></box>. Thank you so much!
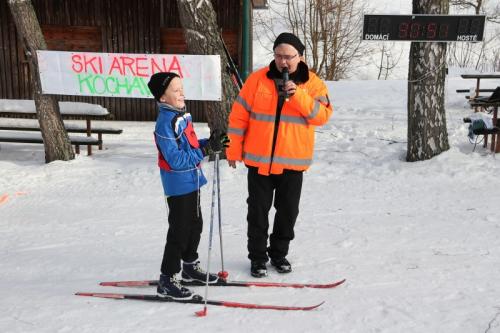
<box><xmin>36</xmin><ymin>51</ymin><xmax>221</xmax><ymax>101</ymax></box>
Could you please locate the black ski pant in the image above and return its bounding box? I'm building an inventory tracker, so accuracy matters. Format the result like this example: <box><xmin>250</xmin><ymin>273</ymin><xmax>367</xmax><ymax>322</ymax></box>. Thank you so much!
<box><xmin>160</xmin><ymin>190</ymin><xmax>202</xmax><ymax>277</ymax></box>
<box><xmin>246</xmin><ymin>166</ymin><xmax>303</xmax><ymax>263</ymax></box>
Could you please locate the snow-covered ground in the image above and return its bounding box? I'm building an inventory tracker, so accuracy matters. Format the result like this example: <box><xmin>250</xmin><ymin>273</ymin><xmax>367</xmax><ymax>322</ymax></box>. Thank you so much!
<box><xmin>1</xmin><ymin>76</ymin><xmax>500</xmax><ymax>332</ymax></box>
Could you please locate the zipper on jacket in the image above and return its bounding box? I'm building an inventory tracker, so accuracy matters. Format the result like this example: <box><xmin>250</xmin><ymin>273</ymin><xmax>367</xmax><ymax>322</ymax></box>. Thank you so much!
<box><xmin>268</xmin><ymin>79</ymin><xmax>286</xmax><ymax>174</ymax></box>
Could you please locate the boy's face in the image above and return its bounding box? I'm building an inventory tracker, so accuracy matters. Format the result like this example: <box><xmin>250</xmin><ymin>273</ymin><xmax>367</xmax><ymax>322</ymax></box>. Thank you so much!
<box><xmin>160</xmin><ymin>77</ymin><xmax>185</xmax><ymax>109</ymax></box>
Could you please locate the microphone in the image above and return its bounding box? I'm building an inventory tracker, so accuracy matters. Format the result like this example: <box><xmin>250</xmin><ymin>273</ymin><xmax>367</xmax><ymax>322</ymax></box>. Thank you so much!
<box><xmin>282</xmin><ymin>67</ymin><xmax>289</xmax><ymax>101</ymax></box>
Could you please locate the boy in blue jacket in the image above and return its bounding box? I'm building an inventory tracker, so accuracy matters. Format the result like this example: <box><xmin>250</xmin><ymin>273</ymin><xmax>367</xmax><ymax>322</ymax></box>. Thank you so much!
<box><xmin>148</xmin><ymin>72</ymin><xmax>225</xmax><ymax>300</ymax></box>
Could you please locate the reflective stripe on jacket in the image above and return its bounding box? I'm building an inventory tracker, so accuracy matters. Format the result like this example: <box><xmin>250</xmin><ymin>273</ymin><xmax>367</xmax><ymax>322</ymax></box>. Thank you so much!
<box><xmin>226</xmin><ymin>67</ymin><xmax>333</xmax><ymax>175</ymax></box>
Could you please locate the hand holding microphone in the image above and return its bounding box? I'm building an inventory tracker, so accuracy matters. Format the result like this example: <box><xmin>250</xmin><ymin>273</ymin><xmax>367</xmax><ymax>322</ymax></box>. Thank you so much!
<box><xmin>282</xmin><ymin>67</ymin><xmax>296</xmax><ymax>101</ymax></box>
<box><xmin>282</xmin><ymin>67</ymin><xmax>289</xmax><ymax>101</ymax></box>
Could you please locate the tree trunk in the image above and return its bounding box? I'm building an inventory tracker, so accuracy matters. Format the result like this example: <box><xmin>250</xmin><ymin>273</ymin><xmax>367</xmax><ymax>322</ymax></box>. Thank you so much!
<box><xmin>407</xmin><ymin>0</ymin><xmax>450</xmax><ymax>162</ymax></box>
<box><xmin>8</xmin><ymin>0</ymin><xmax>74</xmax><ymax>163</ymax></box>
<box><xmin>175</xmin><ymin>0</ymin><xmax>239</xmax><ymax>133</ymax></box>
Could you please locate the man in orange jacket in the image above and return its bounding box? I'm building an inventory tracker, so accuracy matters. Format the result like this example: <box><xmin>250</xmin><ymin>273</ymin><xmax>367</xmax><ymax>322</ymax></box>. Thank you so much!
<box><xmin>226</xmin><ymin>32</ymin><xmax>333</xmax><ymax>277</ymax></box>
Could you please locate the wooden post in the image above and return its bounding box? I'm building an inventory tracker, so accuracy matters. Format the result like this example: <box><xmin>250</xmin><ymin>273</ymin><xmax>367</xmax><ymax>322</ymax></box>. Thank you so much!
<box><xmin>86</xmin><ymin>118</ymin><xmax>92</xmax><ymax>155</ymax></box>
<box><xmin>473</xmin><ymin>78</ymin><xmax>480</xmax><ymax>112</ymax></box>
<box><xmin>98</xmin><ymin>133</ymin><xmax>103</xmax><ymax>150</ymax></box>
<box><xmin>492</xmin><ymin>106</ymin><xmax>499</xmax><ymax>153</ymax></box>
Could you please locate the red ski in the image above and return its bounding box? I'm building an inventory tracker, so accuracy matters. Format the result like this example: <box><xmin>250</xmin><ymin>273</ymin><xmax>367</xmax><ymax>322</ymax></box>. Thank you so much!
<box><xmin>99</xmin><ymin>278</ymin><xmax>346</xmax><ymax>289</ymax></box>
<box><xmin>75</xmin><ymin>292</ymin><xmax>323</xmax><ymax>311</ymax></box>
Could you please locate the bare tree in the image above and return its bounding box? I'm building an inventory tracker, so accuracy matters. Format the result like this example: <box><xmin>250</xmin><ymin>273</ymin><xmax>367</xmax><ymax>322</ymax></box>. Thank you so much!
<box><xmin>372</xmin><ymin>43</ymin><xmax>404</xmax><ymax>80</ymax></box>
<box><xmin>493</xmin><ymin>47</ymin><xmax>500</xmax><ymax>71</ymax></box>
<box><xmin>255</xmin><ymin>0</ymin><xmax>368</xmax><ymax>80</ymax></box>
<box><xmin>488</xmin><ymin>2</ymin><xmax>500</xmax><ymax>23</ymax></box>
<box><xmin>448</xmin><ymin>0</ymin><xmax>500</xmax><ymax>71</ymax></box>
<box><xmin>450</xmin><ymin>0</ymin><xmax>483</xmax><ymax>13</ymax></box>
<box><xmin>175</xmin><ymin>0</ymin><xmax>239</xmax><ymax>133</ymax></box>
<box><xmin>407</xmin><ymin>0</ymin><xmax>450</xmax><ymax>162</ymax></box>
<box><xmin>8</xmin><ymin>0</ymin><xmax>74</xmax><ymax>162</ymax></box>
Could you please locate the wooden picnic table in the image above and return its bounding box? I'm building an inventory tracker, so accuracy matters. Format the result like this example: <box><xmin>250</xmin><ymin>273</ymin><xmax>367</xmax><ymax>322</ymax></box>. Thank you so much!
<box><xmin>460</xmin><ymin>74</ymin><xmax>500</xmax><ymax>99</ymax></box>
<box><xmin>460</xmin><ymin>74</ymin><xmax>500</xmax><ymax>153</ymax></box>
<box><xmin>0</xmin><ymin>99</ymin><xmax>110</xmax><ymax>155</ymax></box>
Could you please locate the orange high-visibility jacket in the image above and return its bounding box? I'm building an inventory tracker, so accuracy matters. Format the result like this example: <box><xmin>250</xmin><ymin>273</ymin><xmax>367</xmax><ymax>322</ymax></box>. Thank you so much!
<box><xmin>226</xmin><ymin>66</ymin><xmax>333</xmax><ymax>175</ymax></box>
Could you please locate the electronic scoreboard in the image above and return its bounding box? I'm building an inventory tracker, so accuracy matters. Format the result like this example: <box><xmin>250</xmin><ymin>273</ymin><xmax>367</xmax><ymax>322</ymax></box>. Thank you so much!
<box><xmin>362</xmin><ymin>15</ymin><xmax>486</xmax><ymax>42</ymax></box>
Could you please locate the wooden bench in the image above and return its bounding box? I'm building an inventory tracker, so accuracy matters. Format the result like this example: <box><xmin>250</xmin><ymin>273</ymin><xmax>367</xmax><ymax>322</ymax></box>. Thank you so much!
<box><xmin>0</xmin><ymin>100</ymin><xmax>117</xmax><ymax>155</ymax></box>
<box><xmin>0</xmin><ymin>132</ymin><xmax>101</xmax><ymax>155</ymax></box>
<box><xmin>0</xmin><ymin>119</ymin><xmax>122</xmax><ymax>150</ymax></box>
<box><xmin>460</xmin><ymin>74</ymin><xmax>500</xmax><ymax>112</ymax></box>
<box><xmin>464</xmin><ymin>100</ymin><xmax>500</xmax><ymax>153</ymax></box>
<box><xmin>456</xmin><ymin>88</ymin><xmax>495</xmax><ymax>93</ymax></box>
<box><xmin>456</xmin><ymin>89</ymin><xmax>496</xmax><ymax>100</ymax></box>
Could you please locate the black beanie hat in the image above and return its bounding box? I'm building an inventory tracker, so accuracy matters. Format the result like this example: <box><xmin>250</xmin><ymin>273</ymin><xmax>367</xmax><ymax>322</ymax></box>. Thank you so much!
<box><xmin>273</xmin><ymin>32</ymin><xmax>305</xmax><ymax>56</ymax></box>
<box><xmin>148</xmin><ymin>72</ymin><xmax>180</xmax><ymax>101</ymax></box>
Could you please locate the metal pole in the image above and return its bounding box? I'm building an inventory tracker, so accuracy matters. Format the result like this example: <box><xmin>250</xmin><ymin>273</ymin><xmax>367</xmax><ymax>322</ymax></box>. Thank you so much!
<box><xmin>195</xmin><ymin>153</ymin><xmax>218</xmax><ymax>317</ymax></box>
<box><xmin>215</xmin><ymin>154</ymin><xmax>228</xmax><ymax>279</ymax></box>
<box><xmin>241</xmin><ymin>0</ymin><xmax>251</xmax><ymax>81</ymax></box>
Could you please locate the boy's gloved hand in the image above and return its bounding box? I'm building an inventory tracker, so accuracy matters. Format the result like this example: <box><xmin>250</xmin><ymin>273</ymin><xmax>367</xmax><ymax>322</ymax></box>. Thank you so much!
<box><xmin>202</xmin><ymin>130</ymin><xmax>230</xmax><ymax>156</ymax></box>
<box><xmin>211</xmin><ymin>131</ymin><xmax>229</xmax><ymax>152</ymax></box>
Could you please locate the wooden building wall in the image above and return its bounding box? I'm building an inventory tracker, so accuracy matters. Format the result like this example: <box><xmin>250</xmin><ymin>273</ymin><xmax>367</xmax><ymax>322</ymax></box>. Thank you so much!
<box><xmin>0</xmin><ymin>0</ymin><xmax>241</xmax><ymax>121</ymax></box>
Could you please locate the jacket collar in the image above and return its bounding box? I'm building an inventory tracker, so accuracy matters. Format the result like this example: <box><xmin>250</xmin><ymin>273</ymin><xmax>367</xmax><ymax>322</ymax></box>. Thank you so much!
<box><xmin>266</xmin><ymin>60</ymin><xmax>309</xmax><ymax>84</ymax></box>
<box><xmin>158</xmin><ymin>102</ymin><xmax>186</xmax><ymax>115</ymax></box>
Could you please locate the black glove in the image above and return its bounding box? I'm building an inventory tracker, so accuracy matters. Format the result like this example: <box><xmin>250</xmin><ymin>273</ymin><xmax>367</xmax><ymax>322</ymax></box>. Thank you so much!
<box><xmin>202</xmin><ymin>130</ymin><xmax>230</xmax><ymax>156</ymax></box>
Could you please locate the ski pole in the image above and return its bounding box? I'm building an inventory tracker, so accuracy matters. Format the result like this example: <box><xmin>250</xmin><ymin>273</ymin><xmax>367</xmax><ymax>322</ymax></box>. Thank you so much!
<box><xmin>215</xmin><ymin>153</ymin><xmax>228</xmax><ymax>279</ymax></box>
<box><xmin>195</xmin><ymin>152</ymin><xmax>218</xmax><ymax>317</ymax></box>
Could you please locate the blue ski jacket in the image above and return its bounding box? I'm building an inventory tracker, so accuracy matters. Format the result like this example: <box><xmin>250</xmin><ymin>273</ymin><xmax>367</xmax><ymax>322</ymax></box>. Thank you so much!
<box><xmin>154</xmin><ymin>103</ymin><xmax>208</xmax><ymax>196</ymax></box>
